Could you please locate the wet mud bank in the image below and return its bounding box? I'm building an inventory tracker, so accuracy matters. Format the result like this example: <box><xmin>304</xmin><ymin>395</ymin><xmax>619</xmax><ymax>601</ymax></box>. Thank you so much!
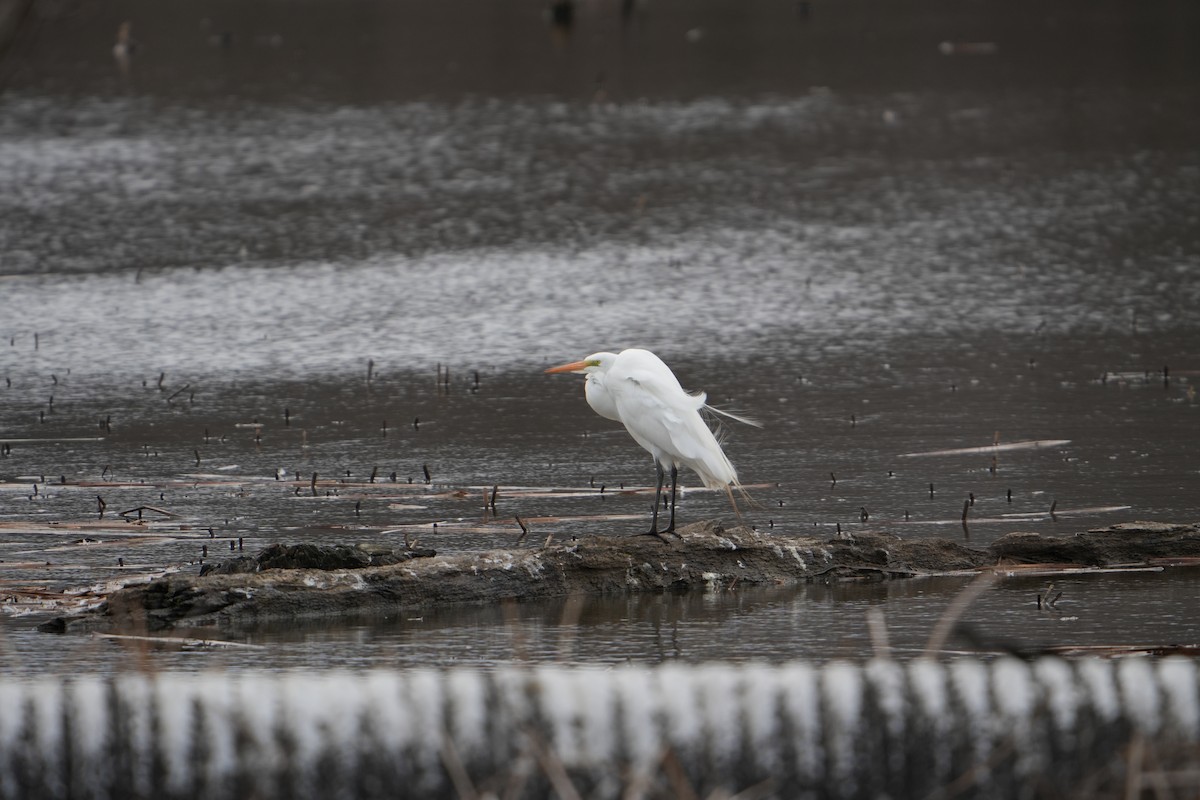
<box><xmin>40</xmin><ymin>520</ymin><xmax>1200</xmax><ymax>634</ymax></box>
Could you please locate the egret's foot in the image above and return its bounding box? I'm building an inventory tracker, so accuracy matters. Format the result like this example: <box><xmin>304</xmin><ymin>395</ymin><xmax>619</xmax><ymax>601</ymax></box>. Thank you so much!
<box><xmin>634</xmin><ymin>529</ymin><xmax>673</xmax><ymax>544</ymax></box>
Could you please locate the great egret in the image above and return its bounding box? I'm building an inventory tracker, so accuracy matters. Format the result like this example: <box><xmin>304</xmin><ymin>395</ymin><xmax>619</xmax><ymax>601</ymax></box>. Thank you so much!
<box><xmin>545</xmin><ymin>348</ymin><xmax>757</xmax><ymax>536</ymax></box>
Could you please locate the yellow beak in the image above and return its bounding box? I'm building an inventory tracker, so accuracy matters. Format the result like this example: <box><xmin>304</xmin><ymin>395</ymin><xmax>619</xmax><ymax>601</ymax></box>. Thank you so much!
<box><xmin>545</xmin><ymin>359</ymin><xmax>589</xmax><ymax>374</ymax></box>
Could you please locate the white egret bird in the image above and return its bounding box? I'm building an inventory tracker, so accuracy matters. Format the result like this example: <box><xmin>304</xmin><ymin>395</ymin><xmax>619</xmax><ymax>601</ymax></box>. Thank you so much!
<box><xmin>545</xmin><ymin>348</ymin><xmax>757</xmax><ymax>536</ymax></box>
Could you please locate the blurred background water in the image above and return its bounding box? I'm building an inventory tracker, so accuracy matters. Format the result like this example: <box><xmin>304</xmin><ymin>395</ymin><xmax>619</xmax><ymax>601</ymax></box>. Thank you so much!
<box><xmin>1</xmin><ymin>0</ymin><xmax>1198</xmax><ymax>671</ymax></box>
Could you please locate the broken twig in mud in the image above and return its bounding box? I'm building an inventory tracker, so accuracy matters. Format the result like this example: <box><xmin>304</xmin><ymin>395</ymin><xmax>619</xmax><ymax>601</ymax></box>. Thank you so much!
<box><xmin>118</xmin><ymin>506</ymin><xmax>178</xmax><ymax>521</ymax></box>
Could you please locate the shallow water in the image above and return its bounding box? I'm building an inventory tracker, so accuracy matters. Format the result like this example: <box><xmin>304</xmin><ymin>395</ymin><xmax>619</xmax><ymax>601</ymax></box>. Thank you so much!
<box><xmin>1</xmin><ymin>0</ymin><xmax>1199</xmax><ymax>671</ymax></box>
<box><xmin>3</xmin><ymin>569</ymin><xmax>1199</xmax><ymax>676</ymax></box>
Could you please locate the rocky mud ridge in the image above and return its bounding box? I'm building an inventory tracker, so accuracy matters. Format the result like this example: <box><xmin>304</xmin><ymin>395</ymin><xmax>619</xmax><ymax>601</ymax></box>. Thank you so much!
<box><xmin>39</xmin><ymin>520</ymin><xmax>1200</xmax><ymax>634</ymax></box>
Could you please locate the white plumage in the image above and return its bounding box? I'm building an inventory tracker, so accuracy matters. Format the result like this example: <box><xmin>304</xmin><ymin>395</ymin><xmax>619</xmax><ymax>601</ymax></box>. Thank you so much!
<box><xmin>546</xmin><ymin>348</ymin><xmax>756</xmax><ymax>535</ymax></box>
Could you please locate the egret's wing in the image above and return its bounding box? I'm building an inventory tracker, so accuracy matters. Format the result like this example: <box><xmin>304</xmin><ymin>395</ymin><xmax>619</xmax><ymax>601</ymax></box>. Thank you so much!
<box><xmin>610</xmin><ymin>369</ymin><xmax>735</xmax><ymax>487</ymax></box>
<box><xmin>610</xmin><ymin>370</ymin><xmax>698</xmax><ymax>451</ymax></box>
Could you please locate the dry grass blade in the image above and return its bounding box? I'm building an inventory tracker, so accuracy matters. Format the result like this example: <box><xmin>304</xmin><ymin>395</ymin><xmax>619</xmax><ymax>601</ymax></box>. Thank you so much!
<box><xmin>922</xmin><ymin>571</ymin><xmax>998</xmax><ymax>658</ymax></box>
<box><xmin>439</xmin><ymin>729</ymin><xmax>480</xmax><ymax>800</ymax></box>
<box><xmin>526</xmin><ymin>730</ymin><xmax>584</xmax><ymax>800</ymax></box>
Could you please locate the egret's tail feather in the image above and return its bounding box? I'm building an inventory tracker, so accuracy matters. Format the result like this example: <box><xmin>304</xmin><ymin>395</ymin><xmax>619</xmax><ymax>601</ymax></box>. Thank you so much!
<box><xmin>688</xmin><ymin>390</ymin><xmax>761</xmax><ymax>428</ymax></box>
<box><xmin>702</xmin><ymin>405</ymin><xmax>763</xmax><ymax>428</ymax></box>
<box><xmin>726</xmin><ymin>476</ymin><xmax>760</xmax><ymax>514</ymax></box>
<box><xmin>725</xmin><ymin>484</ymin><xmax>741</xmax><ymax>521</ymax></box>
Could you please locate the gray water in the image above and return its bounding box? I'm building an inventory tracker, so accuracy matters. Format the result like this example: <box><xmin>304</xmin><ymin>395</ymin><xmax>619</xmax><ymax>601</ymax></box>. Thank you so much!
<box><xmin>1</xmin><ymin>0</ymin><xmax>1199</xmax><ymax>672</ymax></box>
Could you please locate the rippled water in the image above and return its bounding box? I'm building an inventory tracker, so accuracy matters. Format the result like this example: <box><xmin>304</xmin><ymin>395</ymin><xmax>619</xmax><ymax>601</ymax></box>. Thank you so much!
<box><xmin>1</xmin><ymin>0</ymin><xmax>1199</xmax><ymax>671</ymax></box>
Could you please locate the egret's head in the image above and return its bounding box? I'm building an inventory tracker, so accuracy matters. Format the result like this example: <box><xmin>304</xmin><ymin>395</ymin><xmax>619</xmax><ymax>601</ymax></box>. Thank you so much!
<box><xmin>545</xmin><ymin>352</ymin><xmax>617</xmax><ymax>375</ymax></box>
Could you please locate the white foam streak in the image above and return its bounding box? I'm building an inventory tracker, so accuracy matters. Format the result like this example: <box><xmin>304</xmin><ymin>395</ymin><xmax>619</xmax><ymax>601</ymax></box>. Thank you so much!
<box><xmin>740</xmin><ymin>665</ymin><xmax>783</xmax><ymax>775</ymax></box>
<box><xmin>907</xmin><ymin>660</ymin><xmax>952</xmax><ymax>781</ymax></box>
<box><xmin>990</xmin><ymin>659</ymin><xmax>1040</xmax><ymax>776</ymax></box>
<box><xmin>0</xmin><ymin>683</ymin><xmax>24</xmax><ymax>799</ymax></box>
<box><xmin>1033</xmin><ymin>659</ymin><xmax>1081</xmax><ymax>739</ymax></box>
<box><xmin>197</xmin><ymin>683</ymin><xmax>236</xmax><ymax>799</ymax></box>
<box><xmin>697</xmin><ymin>664</ymin><xmax>743</xmax><ymax>773</ymax></box>
<box><xmin>821</xmin><ymin>662</ymin><xmax>863</xmax><ymax>790</ymax></box>
<box><xmin>233</xmin><ymin>673</ymin><xmax>283</xmax><ymax>799</ymax></box>
<box><xmin>612</xmin><ymin>667</ymin><xmax>660</xmax><ymax>772</ymax></box>
<box><xmin>949</xmin><ymin>660</ymin><xmax>993</xmax><ymax>766</ymax></box>
<box><xmin>113</xmin><ymin>675</ymin><xmax>154</xmax><ymax>798</ymax></box>
<box><xmin>402</xmin><ymin>670</ymin><xmax>445</xmax><ymax>785</ymax></box>
<box><xmin>444</xmin><ymin>670</ymin><xmax>488</xmax><ymax>762</ymax></box>
<box><xmin>0</xmin><ymin>659</ymin><xmax>1194</xmax><ymax>797</ymax></box>
<box><xmin>655</xmin><ymin>663</ymin><xmax>703</xmax><ymax>764</ymax></box>
<box><xmin>573</xmin><ymin>668</ymin><xmax>617</xmax><ymax>764</ymax></box>
<box><xmin>1077</xmin><ymin>658</ymin><xmax>1121</xmax><ymax>723</ymax></box>
<box><xmin>360</xmin><ymin>671</ymin><xmax>408</xmax><ymax>753</ymax></box>
<box><xmin>779</xmin><ymin>662</ymin><xmax>823</xmax><ymax>784</ymax></box>
<box><xmin>1158</xmin><ymin>658</ymin><xmax>1200</xmax><ymax>739</ymax></box>
<box><xmin>151</xmin><ymin>677</ymin><xmax>195</xmax><ymax>796</ymax></box>
<box><xmin>66</xmin><ymin>677</ymin><xmax>108</xmax><ymax>771</ymax></box>
<box><xmin>535</xmin><ymin>667</ymin><xmax>584</xmax><ymax>764</ymax></box>
<box><xmin>866</xmin><ymin>660</ymin><xmax>908</xmax><ymax>775</ymax></box>
<box><xmin>1117</xmin><ymin>659</ymin><xmax>1162</xmax><ymax>734</ymax></box>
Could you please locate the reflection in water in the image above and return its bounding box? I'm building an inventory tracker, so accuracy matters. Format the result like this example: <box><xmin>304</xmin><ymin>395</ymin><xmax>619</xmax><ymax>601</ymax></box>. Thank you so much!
<box><xmin>3</xmin><ymin>569</ymin><xmax>1200</xmax><ymax>674</ymax></box>
<box><xmin>111</xmin><ymin>21</ymin><xmax>135</xmax><ymax>78</ymax></box>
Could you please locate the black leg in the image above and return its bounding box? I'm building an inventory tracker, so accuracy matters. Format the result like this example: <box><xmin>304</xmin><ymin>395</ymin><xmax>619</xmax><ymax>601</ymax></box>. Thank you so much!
<box><xmin>637</xmin><ymin>462</ymin><xmax>669</xmax><ymax>540</ymax></box>
<box><xmin>663</xmin><ymin>465</ymin><xmax>681</xmax><ymax>537</ymax></box>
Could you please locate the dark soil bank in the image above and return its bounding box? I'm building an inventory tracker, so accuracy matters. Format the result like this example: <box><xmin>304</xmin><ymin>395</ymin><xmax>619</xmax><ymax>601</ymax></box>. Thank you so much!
<box><xmin>41</xmin><ymin>520</ymin><xmax>1200</xmax><ymax>633</ymax></box>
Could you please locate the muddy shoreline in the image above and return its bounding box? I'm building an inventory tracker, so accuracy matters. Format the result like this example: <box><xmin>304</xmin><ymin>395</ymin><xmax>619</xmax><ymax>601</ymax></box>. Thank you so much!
<box><xmin>39</xmin><ymin>520</ymin><xmax>1200</xmax><ymax>634</ymax></box>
